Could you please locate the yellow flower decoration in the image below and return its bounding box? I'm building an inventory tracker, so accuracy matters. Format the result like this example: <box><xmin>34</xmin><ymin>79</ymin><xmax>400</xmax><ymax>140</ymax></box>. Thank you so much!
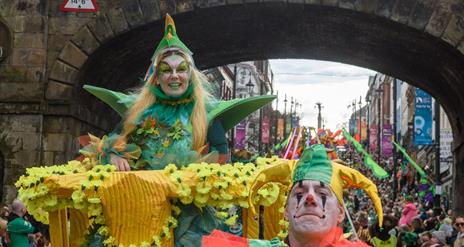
<box><xmin>216</xmin><ymin>211</ymin><xmax>228</xmax><ymax>219</ymax></box>
<box><xmin>98</xmin><ymin>226</ymin><xmax>109</xmax><ymax>236</ymax></box>
<box><xmin>196</xmin><ymin>181</ymin><xmax>212</xmax><ymax>194</ymax></box>
<box><xmin>87</xmin><ymin>197</ymin><xmax>101</xmax><ymax>204</ymax></box>
<box><xmin>163</xmin><ymin>164</ymin><xmax>177</xmax><ymax>175</ymax></box>
<box><xmin>224</xmin><ymin>214</ymin><xmax>239</xmax><ymax>226</ymax></box>
<box><xmin>140</xmin><ymin>242</ymin><xmax>150</xmax><ymax>247</ymax></box>
<box><xmin>15</xmin><ymin>156</ymin><xmax>291</xmax><ymax>245</ymax></box>
<box><xmin>151</xmin><ymin>236</ymin><xmax>161</xmax><ymax>247</ymax></box>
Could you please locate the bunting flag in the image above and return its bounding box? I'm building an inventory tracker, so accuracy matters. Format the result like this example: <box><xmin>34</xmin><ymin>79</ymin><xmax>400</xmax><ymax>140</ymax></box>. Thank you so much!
<box><xmin>342</xmin><ymin>129</ymin><xmax>388</xmax><ymax>179</ymax></box>
<box><xmin>391</xmin><ymin>141</ymin><xmax>427</xmax><ymax>178</ymax></box>
<box><xmin>272</xmin><ymin>128</ymin><xmax>293</xmax><ymax>151</ymax></box>
<box><xmin>290</xmin><ymin>127</ymin><xmax>304</xmax><ymax>159</ymax></box>
<box><xmin>284</xmin><ymin>128</ymin><xmax>298</xmax><ymax>159</ymax></box>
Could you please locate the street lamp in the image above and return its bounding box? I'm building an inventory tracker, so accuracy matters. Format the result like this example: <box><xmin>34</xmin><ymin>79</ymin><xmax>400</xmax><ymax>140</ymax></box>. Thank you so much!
<box><xmin>283</xmin><ymin>94</ymin><xmax>288</xmax><ymax>138</ymax></box>
<box><xmin>274</xmin><ymin>91</ymin><xmax>279</xmax><ymax>145</ymax></box>
<box><xmin>290</xmin><ymin>97</ymin><xmax>294</xmax><ymax>130</ymax></box>
<box><xmin>245</xmin><ymin>78</ymin><xmax>254</xmax><ymax>96</ymax></box>
<box><xmin>315</xmin><ymin>102</ymin><xmax>323</xmax><ymax>129</ymax></box>
<box><xmin>294</xmin><ymin>101</ymin><xmax>299</xmax><ymax>127</ymax></box>
<box><xmin>366</xmin><ymin>96</ymin><xmax>371</xmax><ymax>149</ymax></box>
<box><xmin>375</xmin><ymin>87</ymin><xmax>383</xmax><ymax>163</ymax></box>
<box><xmin>358</xmin><ymin>96</ymin><xmax>362</xmax><ymax>142</ymax></box>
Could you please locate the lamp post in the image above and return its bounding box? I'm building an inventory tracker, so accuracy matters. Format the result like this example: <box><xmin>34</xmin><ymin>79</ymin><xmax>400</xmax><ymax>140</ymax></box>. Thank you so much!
<box><xmin>245</xmin><ymin>77</ymin><xmax>255</xmax><ymax>150</ymax></box>
<box><xmin>290</xmin><ymin>97</ymin><xmax>294</xmax><ymax>131</ymax></box>
<box><xmin>294</xmin><ymin>101</ymin><xmax>299</xmax><ymax>127</ymax></box>
<box><xmin>274</xmin><ymin>91</ymin><xmax>279</xmax><ymax>145</ymax></box>
<box><xmin>375</xmin><ymin>87</ymin><xmax>383</xmax><ymax>163</ymax></box>
<box><xmin>245</xmin><ymin>77</ymin><xmax>254</xmax><ymax>96</ymax></box>
<box><xmin>258</xmin><ymin>76</ymin><xmax>263</xmax><ymax>154</ymax></box>
<box><xmin>434</xmin><ymin>99</ymin><xmax>441</xmax><ymax>209</ymax></box>
<box><xmin>315</xmin><ymin>102</ymin><xmax>323</xmax><ymax>129</ymax></box>
<box><xmin>366</xmin><ymin>96</ymin><xmax>371</xmax><ymax>150</ymax></box>
<box><xmin>359</xmin><ymin>96</ymin><xmax>362</xmax><ymax>142</ymax></box>
<box><xmin>231</xmin><ymin>64</ymin><xmax>237</xmax><ymax>150</ymax></box>
<box><xmin>353</xmin><ymin>100</ymin><xmax>357</xmax><ymax>136</ymax></box>
<box><xmin>392</xmin><ymin>79</ymin><xmax>398</xmax><ymax>201</ymax></box>
<box><xmin>284</xmin><ymin>94</ymin><xmax>288</xmax><ymax>138</ymax></box>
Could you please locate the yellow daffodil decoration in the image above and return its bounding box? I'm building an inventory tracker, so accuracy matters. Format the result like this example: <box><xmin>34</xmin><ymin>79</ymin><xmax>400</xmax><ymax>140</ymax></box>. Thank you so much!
<box><xmin>15</xmin><ymin>156</ymin><xmax>293</xmax><ymax>246</ymax></box>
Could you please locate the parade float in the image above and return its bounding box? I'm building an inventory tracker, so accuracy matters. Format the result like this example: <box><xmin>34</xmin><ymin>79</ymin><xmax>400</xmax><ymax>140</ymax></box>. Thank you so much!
<box><xmin>13</xmin><ymin>13</ymin><xmax>394</xmax><ymax>247</ymax></box>
<box><xmin>14</xmin><ymin>125</ymin><xmax>391</xmax><ymax>246</ymax></box>
<box><xmin>15</xmin><ymin>156</ymin><xmax>295</xmax><ymax>246</ymax></box>
<box><xmin>14</xmin><ymin>14</ymin><xmax>289</xmax><ymax>247</ymax></box>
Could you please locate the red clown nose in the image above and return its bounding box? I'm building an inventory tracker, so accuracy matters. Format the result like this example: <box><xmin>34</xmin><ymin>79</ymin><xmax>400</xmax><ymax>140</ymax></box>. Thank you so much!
<box><xmin>305</xmin><ymin>193</ymin><xmax>316</xmax><ymax>204</ymax></box>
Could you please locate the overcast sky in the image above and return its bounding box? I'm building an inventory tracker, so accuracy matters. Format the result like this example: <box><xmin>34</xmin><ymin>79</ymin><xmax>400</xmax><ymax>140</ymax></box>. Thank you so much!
<box><xmin>269</xmin><ymin>59</ymin><xmax>376</xmax><ymax>130</ymax></box>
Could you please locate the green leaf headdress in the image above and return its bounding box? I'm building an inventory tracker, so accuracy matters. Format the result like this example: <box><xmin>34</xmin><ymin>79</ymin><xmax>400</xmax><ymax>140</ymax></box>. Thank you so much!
<box><xmin>144</xmin><ymin>14</ymin><xmax>194</xmax><ymax>81</ymax></box>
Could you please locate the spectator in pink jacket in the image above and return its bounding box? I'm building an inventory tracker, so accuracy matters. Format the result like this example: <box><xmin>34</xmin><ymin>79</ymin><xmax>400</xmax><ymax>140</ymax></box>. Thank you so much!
<box><xmin>399</xmin><ymin>196</ymin><xmax>418</xmax><ymax>226</ymax></box>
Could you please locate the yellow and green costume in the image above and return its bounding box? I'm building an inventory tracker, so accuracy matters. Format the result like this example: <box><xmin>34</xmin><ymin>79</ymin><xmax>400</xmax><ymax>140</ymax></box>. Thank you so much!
<box><xmin>242</xmin><ymin>144</ymin><xmax>384</xmax><ymax>246</ymax></box>
<box><xmin>80</xmin><ymin>14</ymin><xmax>275</xmax><ymax>247</ymax></box>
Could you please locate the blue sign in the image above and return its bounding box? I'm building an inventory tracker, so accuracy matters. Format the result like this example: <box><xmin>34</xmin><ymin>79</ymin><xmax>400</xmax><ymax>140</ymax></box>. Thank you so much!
<box><xmin>414</xmin><ymin>88</ymin><xmax>433</xmax><ymax>145</ymax></box>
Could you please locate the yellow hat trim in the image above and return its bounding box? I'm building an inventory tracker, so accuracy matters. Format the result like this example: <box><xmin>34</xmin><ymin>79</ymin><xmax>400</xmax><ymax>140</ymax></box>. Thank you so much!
<box><xmin>330</xmin><ymin>161</ymin><xmax>383</xmax><ymax>227</ymax></box>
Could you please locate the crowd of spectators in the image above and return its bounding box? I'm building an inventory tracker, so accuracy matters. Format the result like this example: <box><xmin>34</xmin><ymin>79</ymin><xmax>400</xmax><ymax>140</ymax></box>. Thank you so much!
<box><xmin>342</xmin><ymin>146</ymin><xmax>464</xmax><ymax>247</ymax></box>
<box><xmin>0</xmin><ymin>200</ymin><xmax>50</xmax><ymax>247</ymax></box>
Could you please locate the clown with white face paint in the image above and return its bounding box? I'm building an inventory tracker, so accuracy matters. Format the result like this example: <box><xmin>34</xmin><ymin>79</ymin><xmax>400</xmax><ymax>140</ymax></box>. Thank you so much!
<box><xmin>285</xmin><ymin>180</ymin><xmax>345</xmax><ymax>244</ymax></box>
<box><xmin>203</xmin><ymin>144</ymin><xmax>383</xmax><ymax>247</ymax></box>
<box><xmin>283</xmin><ymin>145</ymin><xmax>382</xmax><ymax>247</ymax></box>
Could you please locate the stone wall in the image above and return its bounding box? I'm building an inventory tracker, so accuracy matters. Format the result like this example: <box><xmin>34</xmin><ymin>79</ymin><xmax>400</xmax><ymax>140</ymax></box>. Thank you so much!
<box><xmin>0</xmin><ymin>0</ymin><xmax>101</xmax><ymax>203</ymax></box>
<box><xmin>0</xmin><ymin>0</ymin><xmax>464</xmax><ymax>212</ymax></box>
<box><xmin>0</xmin><ymin>115</ymin><xmax>41</xmax><ymax>202</ymax></box>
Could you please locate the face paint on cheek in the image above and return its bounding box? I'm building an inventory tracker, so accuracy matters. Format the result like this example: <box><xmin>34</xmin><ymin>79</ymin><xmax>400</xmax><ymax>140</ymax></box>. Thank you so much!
<box><xmin>321</xmin><ymin>195</ymin><xmax>327</xmax><ymax>218</ymax></box>
<box><xmin>320</xmin><ymin>181</ymin><xmax>327</xmax><ymax>218</ymax></box>
<box><xmin>295</xmin><ymin>181</ymin><xmax>303</xmax><ymax>209</ymax></box>
<box><xmin>296</xmin><ymin>194</ymin><xmax>302</xmax><ymax>205</ymax></box>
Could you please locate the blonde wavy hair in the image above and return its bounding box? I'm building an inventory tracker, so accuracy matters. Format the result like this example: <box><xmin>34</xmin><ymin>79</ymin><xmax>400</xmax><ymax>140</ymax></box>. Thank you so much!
<box><xmin>117</xmin><ymin>51</ymin><xmax>211</xmax><ymax>151</ymax></box>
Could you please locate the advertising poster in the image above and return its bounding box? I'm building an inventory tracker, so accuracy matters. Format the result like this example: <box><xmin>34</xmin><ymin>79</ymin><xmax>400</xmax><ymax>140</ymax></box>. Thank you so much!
<box><xmin>370</xmin><ymin>124</ymin><xmax>377</xmax><ymax>153</ymax></box>
<box><xmin>277</xmin><ymin>118</ymin><xmax>284</xmax><ymax>139</ymax></box>
<box><xmin>235</xmin><ymin>121</ymin><xmax>246</xmax><ymax>149</ymax></box>
<box><xmin>414</xmin><ymin>88</ymin><xmax>433</xmax><ymax>145</ymax></box>
<box><xmin>262</xmin><ymin>117</ymin><xmax>270</xmax><ymax>144</ymax></box>
<box><xmin>382</xmin><ymin>124</ymin><xmax>393</xmax><ymax>158</ymax></box>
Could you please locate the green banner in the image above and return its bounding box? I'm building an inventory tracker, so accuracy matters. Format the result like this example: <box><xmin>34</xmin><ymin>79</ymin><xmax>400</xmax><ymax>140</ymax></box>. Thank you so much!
<box><xmin>391</xmin><ymin>141</ymin><xmax>426</xmax><ymax>178</ymax></box>
<box><xmin>342</xmin><ymin>129</ymin><xmax>388</xmax><ymax>179</ymax></box>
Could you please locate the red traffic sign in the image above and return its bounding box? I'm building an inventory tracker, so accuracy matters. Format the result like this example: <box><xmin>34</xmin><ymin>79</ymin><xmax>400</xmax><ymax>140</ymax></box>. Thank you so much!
<box><xmin>60</xmin><ymin>0</ymin><xmax>99</xmax><ymax>12</ymax></box>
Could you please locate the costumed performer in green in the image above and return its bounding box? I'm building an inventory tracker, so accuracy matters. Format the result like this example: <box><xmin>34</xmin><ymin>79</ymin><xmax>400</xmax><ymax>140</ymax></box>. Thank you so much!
<box><xmin>81</xmin><ymin>14</ymin><xmax>275</xmax><ymax>247</ymax></box>
<box><xmin>103</xmin><ymin>14</ymin><xmax>228</xmax><ymax>171</ymax></box>
<box><xmin>203</xmin><ymin>144</ymin><xmax>384</xmax><ymax>246</ymax></box>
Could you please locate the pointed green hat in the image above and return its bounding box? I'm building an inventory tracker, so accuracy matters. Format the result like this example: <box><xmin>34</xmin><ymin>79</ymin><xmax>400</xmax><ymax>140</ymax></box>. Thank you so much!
<box><xmin>292</xmin><ymin>144</ymin><xmax>384</xmax><ymax>226</ymax></box>
<box><xmin>293</xmin><ymin>144</ymin><xmax>332</xmax><ymax>184</ymax></box>
<box><xmin>152</xmin><ymin>14</ymin><xmax>193</xmax><ymax>61</ymax></box>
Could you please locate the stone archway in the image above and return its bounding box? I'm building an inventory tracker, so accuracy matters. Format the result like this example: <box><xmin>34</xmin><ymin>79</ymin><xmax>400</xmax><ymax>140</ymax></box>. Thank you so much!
<box><xmin>46</xmin><ymin>1</ymin><xmax>464</xmax><ymax>213</ymax></box>
<box><xmin>0</xmin><ymin>17</ymin><xmax>12</xmax><ymax>64</ymax></box>
<box><xmin>0</xmin><ymin>151</ymin><xmax>4</xmax><ymax>202</ymax></box>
